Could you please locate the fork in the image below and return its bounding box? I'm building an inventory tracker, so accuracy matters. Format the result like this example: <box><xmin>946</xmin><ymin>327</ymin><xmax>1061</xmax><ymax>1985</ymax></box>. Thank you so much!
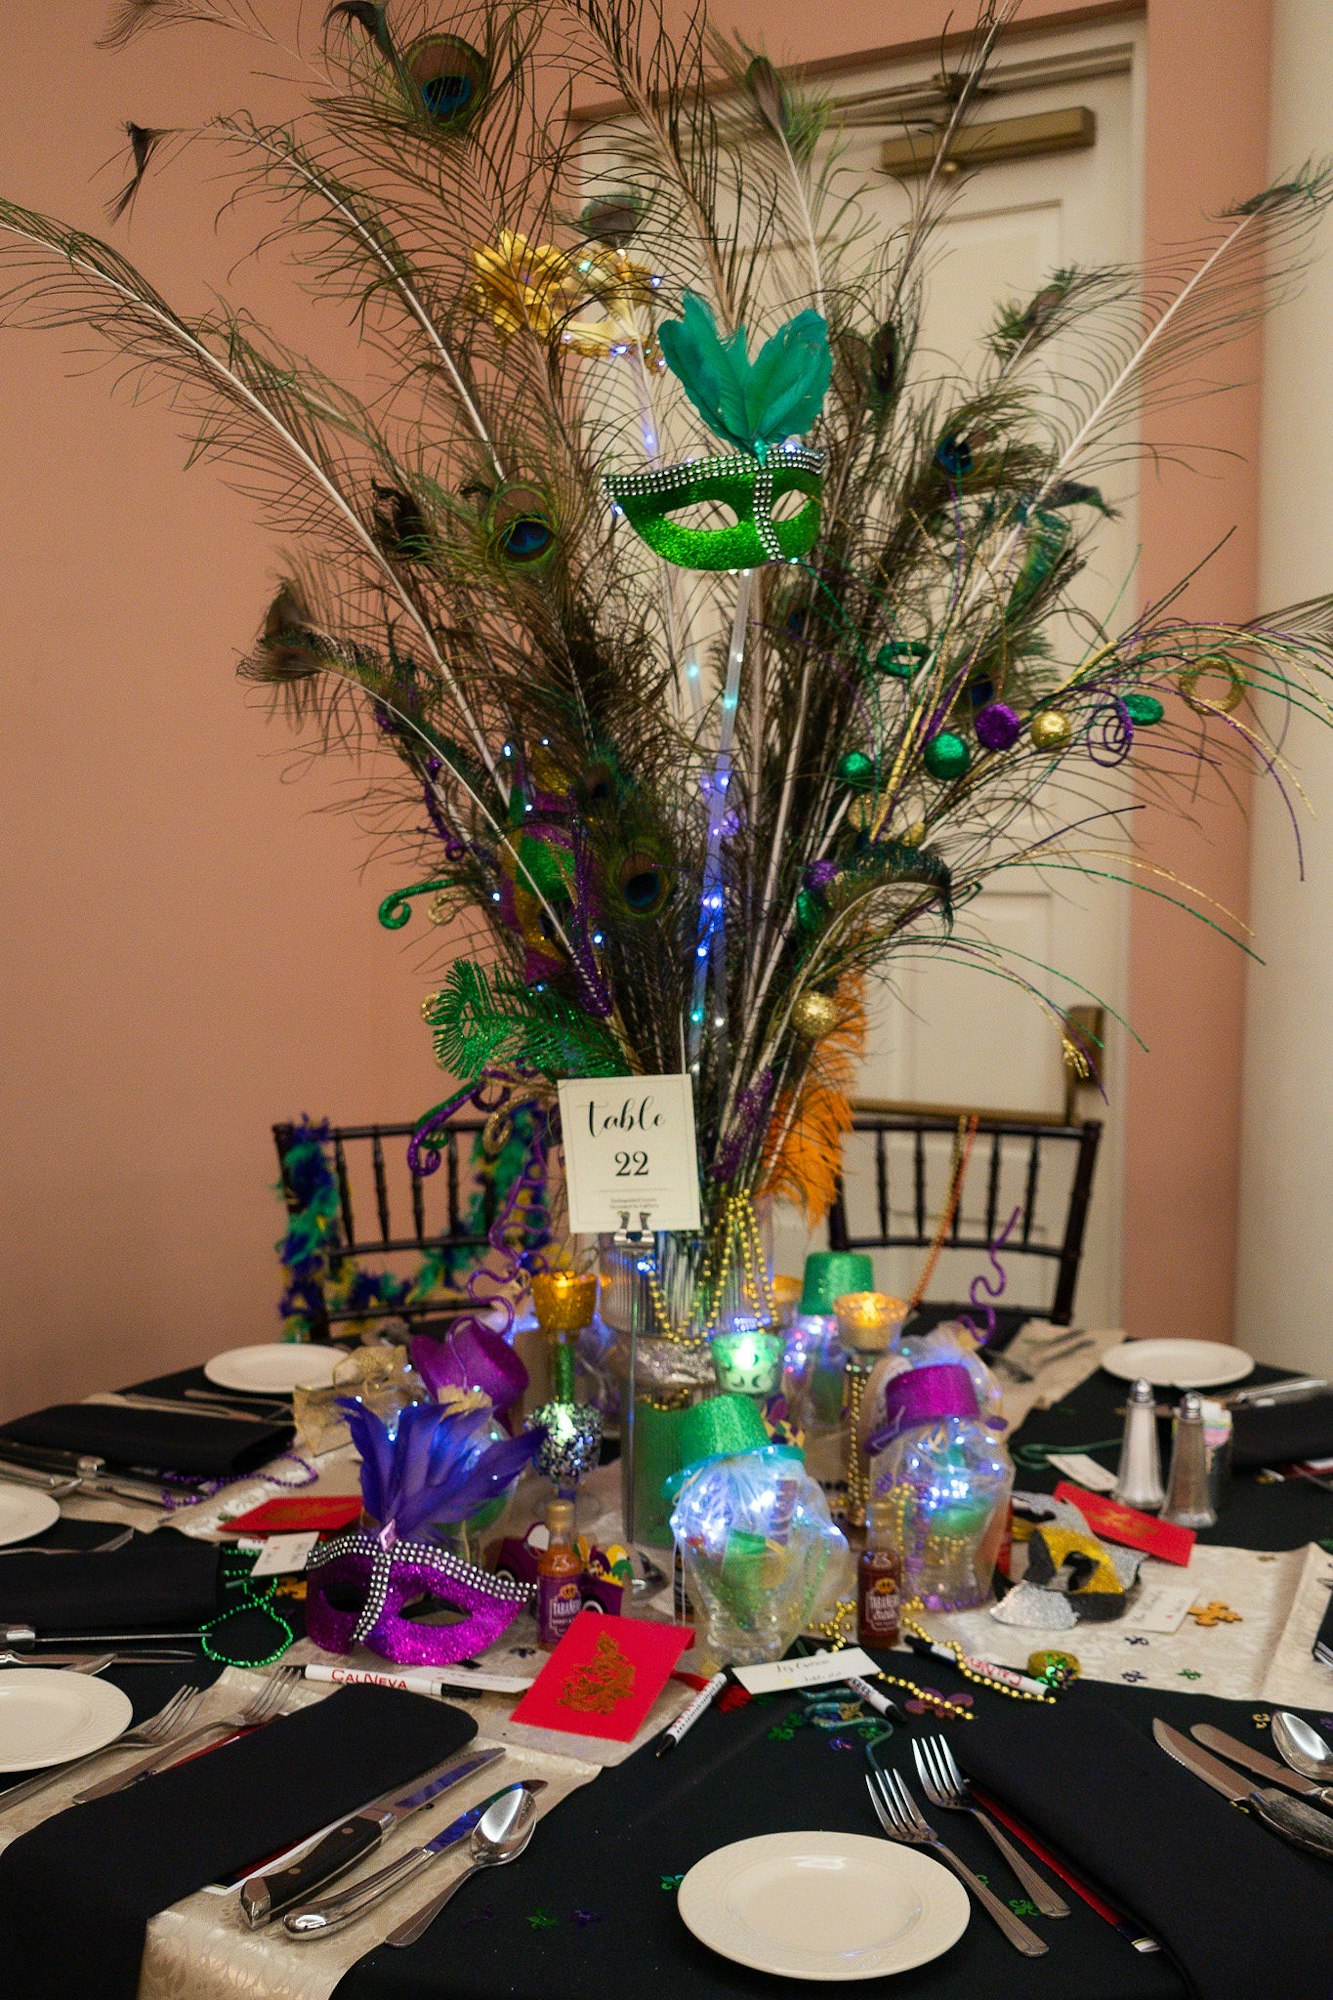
<box><xmin>0</xmin><ymin>1683</ymin><xmax>206</xmax><ymax>1811</ymax></box>
<box><xmin>0</xmin><ymin>1529</ymin><xmax>135</xmax><ymax>1560</ymax></box>
<box><xmin>991</xmin><ymin>1335</ymin><xmax>1092</xmax><ymax>1384</ymax></box>
<box><xmin>866</xmin><ymin>1767</ymin><xmax>1048</xmax><ymax>1955</ymax></box>
<box><xmin>75</xmin><ymin>1666</ymin><xmax>298</xmax><ymax>1802</ymax></box>
<box><xmin>913</xmin><ymin>1736</ymin><xmax>1068</xmax><ymax>1917</ymax></box>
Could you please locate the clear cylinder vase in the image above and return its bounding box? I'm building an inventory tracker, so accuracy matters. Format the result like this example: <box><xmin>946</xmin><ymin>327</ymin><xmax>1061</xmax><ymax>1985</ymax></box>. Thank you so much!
<box><xmin>598</xmin><ymin>1213</ymin><xmax>774</xmax><ymax>1547</ymax></box>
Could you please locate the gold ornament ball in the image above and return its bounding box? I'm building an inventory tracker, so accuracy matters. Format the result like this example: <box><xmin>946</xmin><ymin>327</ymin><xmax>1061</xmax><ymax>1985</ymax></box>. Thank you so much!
<box><xmin>791</xmin><ymin>991</ymin><xmax>841</xmax><ymax>1040</ymax></box>
<box><xmin>1029</xmin><ymin>710</ymin><xmax>1073</xmax><ymax>751</ymax></box>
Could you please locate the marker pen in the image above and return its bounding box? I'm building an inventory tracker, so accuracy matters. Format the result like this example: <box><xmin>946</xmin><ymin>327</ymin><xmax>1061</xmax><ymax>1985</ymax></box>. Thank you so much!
<box><xmin>653</xmin><ymin>1670</ymin><xmax>728</xmax><ymax>1757</ymax></box>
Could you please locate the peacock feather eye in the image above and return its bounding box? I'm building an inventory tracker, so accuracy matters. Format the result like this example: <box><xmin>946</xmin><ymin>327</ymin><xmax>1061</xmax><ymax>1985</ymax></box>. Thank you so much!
<box><xmin>487</xmin><ymin>483</ymin><xmax>559</xmax><ymax>569</ymax></box>
<box><xmin>406</xmin><ymin>34</ymin><xmax>490</xmax><ymax>131</ymax></box>
<box><xmin>616</xmin><ymin>854</ymin><xmax>670</xmax><ymax>917</ymax></box>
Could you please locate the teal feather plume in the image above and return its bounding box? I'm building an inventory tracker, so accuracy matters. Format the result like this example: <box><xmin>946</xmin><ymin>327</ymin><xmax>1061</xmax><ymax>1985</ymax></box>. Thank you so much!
<box><xmin>659</xmin><ymin>291</ymin><xmax>830</xmax><ymax>458</ymax></box>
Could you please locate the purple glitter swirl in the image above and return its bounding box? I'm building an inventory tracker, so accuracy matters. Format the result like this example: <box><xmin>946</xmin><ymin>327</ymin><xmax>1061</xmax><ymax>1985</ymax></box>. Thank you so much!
<box><xmin>1086</xmin><ymin>696</ymin><xmax>1134</xmax><ymax>767</ymax></box>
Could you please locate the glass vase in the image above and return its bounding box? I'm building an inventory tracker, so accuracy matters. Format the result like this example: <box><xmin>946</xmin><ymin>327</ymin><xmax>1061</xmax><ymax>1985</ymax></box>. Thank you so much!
<box><xmin>599</xmin><ymin>1214</ymin><xmax>774</xmax><ymax>1547</ymax></box>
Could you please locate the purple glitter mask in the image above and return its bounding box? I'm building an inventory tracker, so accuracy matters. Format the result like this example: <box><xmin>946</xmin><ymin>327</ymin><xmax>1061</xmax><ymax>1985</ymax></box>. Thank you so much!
<box><xmin>306</xmin><ymin>1530</ymin><xmax>532</xmax><ymax>1665</ymax></box>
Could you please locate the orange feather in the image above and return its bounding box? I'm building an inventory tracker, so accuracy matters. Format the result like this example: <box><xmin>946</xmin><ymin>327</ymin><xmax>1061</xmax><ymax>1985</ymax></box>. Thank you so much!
<box><xmin>760</xmin><ymin>984</ymin><xmax>867</xmax><ymax>1223</ymax></box>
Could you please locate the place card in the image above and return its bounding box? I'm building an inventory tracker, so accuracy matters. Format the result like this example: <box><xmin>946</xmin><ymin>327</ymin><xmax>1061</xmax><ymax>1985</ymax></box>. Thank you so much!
<box><xmin>734</xmin><ymin>1647</ymin><xmax>880</xmax><ymax>1696</ymax></box>
<box><xmin>1046</xmin><ymin>1452</ymin><xmax>1119</xmax><ymax>1493</ymax></box>
<box><xmin>558</xmin><ymin>1074</ymin><xmax>702</xmax><ymax>1233</ymax></box>
<box><xmin>247</xmin><ymin>1531</ymin><xmax>319</xmax><ymax>1577</ymax></box>
<box><xmin>1121</xmin><ymin>1583</ymin><xmax>1196</xmax><ymax>1634</ymax></box>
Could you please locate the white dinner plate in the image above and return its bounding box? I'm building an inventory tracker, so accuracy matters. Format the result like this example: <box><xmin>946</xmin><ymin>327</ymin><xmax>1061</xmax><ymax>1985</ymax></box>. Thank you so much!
<box><xmin>0</xmin><ymin>1670</ymin><xmax>133</xmax><ymax>1773</ymax></box>
<box><xmin>204</xmin><ymin>1344</ymin><xmax>341</xmax><ymax>1394</ymax></box>
<box><xmin>0</xmin><ymin>1485</ymin><xmax>61</xmax><ymax>1548</ymax></box>
<box><xmin>1100</xmin><ymin>1339</ymin><xmax>1255</xmax><ymax>1390</ymax></box>
<box><xmin>677</xmin><ymin>1832</ymin><xmax>970</xmax><ymax>1982</ymax></box>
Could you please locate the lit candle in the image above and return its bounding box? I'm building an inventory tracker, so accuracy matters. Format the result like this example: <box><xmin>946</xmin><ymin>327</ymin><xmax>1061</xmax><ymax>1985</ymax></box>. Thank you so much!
<box><xmin>711</xmin><ymin>1323</ymin><xmax>785</xmax><ymax>1396</ymax></box>
<box><xmin>833</xmin><ymin>1291</ymin><xmax>908</xmax><ymax>1354</ymax></box>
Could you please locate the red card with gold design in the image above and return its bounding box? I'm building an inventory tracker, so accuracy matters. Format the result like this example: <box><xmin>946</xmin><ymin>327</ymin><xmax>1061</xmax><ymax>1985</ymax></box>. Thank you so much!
<box><xmin>1054</xmin><ymin>1482</ymin><xmax>1195</xmax><ymax>1566</ymax></box>
<box><xmin>510</xmin><ymin>1608</ymin><xmax>693</xmax><ymax>1742</ymax></box>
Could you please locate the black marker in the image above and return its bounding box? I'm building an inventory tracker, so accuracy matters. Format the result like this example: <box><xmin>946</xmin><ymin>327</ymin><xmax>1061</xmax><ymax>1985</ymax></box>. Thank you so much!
<box><xmin>653</xmin><ymin>1670</ymin><xmax>727</xmax><ymax>1756</ymax></box>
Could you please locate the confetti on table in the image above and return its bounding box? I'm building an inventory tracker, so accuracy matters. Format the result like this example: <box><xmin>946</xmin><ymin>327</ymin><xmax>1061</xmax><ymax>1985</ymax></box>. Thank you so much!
<box><xmin>1122</xmin><ymin>1670</ymin><xmax>1146</xmax><ymax>1683</ymax></box>
<box><xmin>527</xmin><ymin>1908</ymin><xmax>558</xmax><ymax>1930</ymax></box>
<box><xmin>1009</xmin><ymin>1898</ymin><xmax>1039</xmax><ymax>1916</ymax></box>
<box><xmin>1178</xmin><ymin>1668</ymin><xmax>1202</xmax><ymax>1681</ymax></box>
<box><xmin>661</xmin><ymin>1873</ymin><xmax>685</xmax><ymax>1892</ymax></box>
<box><xmin>1252</xmin><ymin>1712</ymin><xmax>1271</xmax><ymax>1729</ymax></box>
<box><xmin>573</xmin><ymin>1909</ymin><xmax>604</xmax><ymax>1929</ymax></box>
<box><xmin>1189</xmin><ymin>1601</ymin><xmax>1242</xmax><ymax>1627</ymax></box>
<box><xmin>1124</xmin><ymin>1635</ymin><xmax>1149</xmax><ymax>1646</ymax></box>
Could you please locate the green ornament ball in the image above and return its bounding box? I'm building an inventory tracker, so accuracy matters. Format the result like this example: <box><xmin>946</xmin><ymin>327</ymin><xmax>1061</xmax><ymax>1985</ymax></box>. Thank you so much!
<box><xmin>922</xmin><ymin>730</ymin><xmax>970</xmax><ymax>781</ymax></box>
<box><xmin>1124</xmin><ymin>693</ymin><xmax>1165</xmax><ymax>726</ymax></box>
<box><xmin>838</xmin><ymin>750</ymin><xmax>876</xmax><ymax>791</ymax></box>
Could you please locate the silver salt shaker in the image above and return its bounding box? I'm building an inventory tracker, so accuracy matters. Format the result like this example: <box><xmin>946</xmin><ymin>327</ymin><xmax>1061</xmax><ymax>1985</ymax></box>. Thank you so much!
<box><xmin>1161</xmin><ymin>1391</ymin><xmax>1217</xmax><ymax>1529</ymax></box>
<box><xmin>1114</xmin><ymin>1376</ymin><xmax>1165</xmax><ymax>1511</ymax></box>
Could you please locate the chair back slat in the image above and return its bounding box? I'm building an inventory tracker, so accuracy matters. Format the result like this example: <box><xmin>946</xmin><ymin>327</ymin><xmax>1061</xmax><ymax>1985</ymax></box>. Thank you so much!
<box><xmin>333</xmin><ymin>1136</ymin><xmax>356</xmax><ymax>1247</ymax></box>
<box><xmin>1021</xmin><ymin>1132</ymin><xmax>1041</xmax><ymax>1246</ymax></box>
<box><xmin>984</xmin><ymin>1130</ymin><xmax>1002</xmax><ymax>1242</ymax></box>
<box><xmin>371</xmin><ymin>1130</ymin><xmax>391</xmax><ymax>1242</ymax></box>
<box><xmin>826</xmin><ymin>1112</ymin><xmax>1103</xmax><ymax>1324</ymax></box>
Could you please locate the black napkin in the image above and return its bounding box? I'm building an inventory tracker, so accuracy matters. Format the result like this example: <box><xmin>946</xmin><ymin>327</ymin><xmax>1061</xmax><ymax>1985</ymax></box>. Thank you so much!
<box><xmin>0</xmin><ymin>1683</ymin><xmax>476</xmax><ymax>2000</ymax></box>
<box><xmin>0</xmin><ymin>1401</ymin><xmax>292</xmax><ymax>1480</ymax></box>
<box><xmin>1231</xmin><ymin>1391</ymin><xmax>1333</xmax><ymax>1470</ymax></box>
<box><xmin>960</xmin><ymin>1687</ymin><xmax>1333</xmax><ymax>1999</ymax></box>
<box><xmin>0</xmin><ymin>1527</ymin><xmax>221</xmax><ymax>1636</ymax></box>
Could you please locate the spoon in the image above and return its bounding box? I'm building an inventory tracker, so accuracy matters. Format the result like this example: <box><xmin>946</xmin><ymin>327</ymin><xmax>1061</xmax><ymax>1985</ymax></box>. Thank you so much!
<box><xmin>386</xmin><ymin>1782</ymin><xmax>540</xmax><ymax>1948</ymax></box>
<box><xmin>1272</xmin><ymin>1712</ymin><xmax>1333</xmax><ymax>1799</ymax></box>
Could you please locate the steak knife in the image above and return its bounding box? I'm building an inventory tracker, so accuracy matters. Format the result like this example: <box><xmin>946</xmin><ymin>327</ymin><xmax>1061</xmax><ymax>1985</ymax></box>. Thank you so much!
<box><xmin>284</xmin><ymin>1780</ymin><xmax>545</xmax><ymax>1938</ymax></box>
<box><xmin>1153</xmin><ymin>1720</ymin><xmax>1333</xmax><ymax>1860</ymax></box>
<box><xmin>1190</xmin><ymin>1724</ymin><xmax>1333</xmax><ymax>1806</ymax></box>
<box><xmin>241</xmin><ymin>1746</ymin><xmax>503</xmax><ymax>1926</ymax></box>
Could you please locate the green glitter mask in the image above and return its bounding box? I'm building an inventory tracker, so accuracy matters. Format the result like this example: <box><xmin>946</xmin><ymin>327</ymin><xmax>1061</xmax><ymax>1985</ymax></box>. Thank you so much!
<box><xmin>604</xmin><ymin>446</ymin><xmax>823</xmax><ymax>571</ymax></box>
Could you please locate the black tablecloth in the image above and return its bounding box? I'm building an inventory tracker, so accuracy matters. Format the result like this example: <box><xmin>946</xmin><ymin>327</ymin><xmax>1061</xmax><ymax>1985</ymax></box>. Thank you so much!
<box><xmin>331</xmin><ymin>1361</ymin><xmax>1333</xmax><ymax>2000</ymax></box>
<box><xmin>0</xmin><ymin>1685</ymin><xmax>477</xmax><ymax>2000</ymax></box>
<box><xmin>0</xmin><ymin>1400</ymin><xmax>292</xmax><ymax>1479</ymax></box>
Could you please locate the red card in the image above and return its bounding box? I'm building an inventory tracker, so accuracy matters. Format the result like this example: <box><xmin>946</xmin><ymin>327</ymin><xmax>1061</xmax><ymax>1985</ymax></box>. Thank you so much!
<box><xmin>227</xmin><ymin>1496</ymin><xmax>362</xmax><ymax>1535</ymax></box>
<box><xmin>1054</xmin><ymin>1482</ymin><xmax>1195</xmax><ymax>1566</ymax></box>
<box><xmin>510</xmin><ymin>1608</ymin><xmax>693</xmax><ymax>1743</ymax></box>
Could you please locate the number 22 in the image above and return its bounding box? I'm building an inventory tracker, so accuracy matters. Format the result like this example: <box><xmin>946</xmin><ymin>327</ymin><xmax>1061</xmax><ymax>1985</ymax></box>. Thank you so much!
<box><xmin>614</xmin><ymin>1149</ymin><xmax>649</xmax><ymax>1177</ymax></box>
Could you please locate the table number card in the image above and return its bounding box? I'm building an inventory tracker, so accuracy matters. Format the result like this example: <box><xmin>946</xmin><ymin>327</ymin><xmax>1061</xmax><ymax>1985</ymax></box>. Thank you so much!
<box><xmin>558</xmin><ymin>1074</ymin><xmax>702</xmax><ymax>1233</ymax></box>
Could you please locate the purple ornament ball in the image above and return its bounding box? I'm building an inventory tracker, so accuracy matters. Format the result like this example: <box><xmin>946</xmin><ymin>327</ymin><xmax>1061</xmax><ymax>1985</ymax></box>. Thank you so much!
<box><xmin>804</xmin><ymin>860</ymin><xmax>839</xmax><ymax>892</ymax></box>
<box><xmin>974</xmin><ymin>702</ymin><xmax>1022</xmax><ymax>752</ymax></box>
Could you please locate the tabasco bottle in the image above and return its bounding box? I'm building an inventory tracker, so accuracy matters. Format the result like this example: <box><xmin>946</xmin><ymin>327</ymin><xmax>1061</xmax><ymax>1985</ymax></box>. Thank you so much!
<box><xmin>536</xmin><ymin>1498</ymin><xmax>583</xmax><ymax>1649</ymax></box>
<box><xmin>857</xmin><ymin>1497</ymin><xmax>902</xmax><ymax>1649</ymax></box>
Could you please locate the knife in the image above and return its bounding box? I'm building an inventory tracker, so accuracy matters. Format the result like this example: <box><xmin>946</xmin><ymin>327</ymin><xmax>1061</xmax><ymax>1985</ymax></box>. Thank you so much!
<box><xmin>1</xmin><ymin>1624</ymin><xmax>201</xmax><ymax>1649</ymax></box>
<box><xmin>1153</xmin><ymin>1720</ymin><xmax>1333</xmax><ymax>1860</ymax></box>
<box><xmin>0</xmin><ymin>1440</ymin><xmax>170</xmax><ymax>1504</ymax></box>
<box><xmin>283</xmin><ymin>1779</ymin><xmax>545</xmax><ymax>1938</ymax></box>
<box><xmin>240</xmin><ymin>1746</ymin><xmax>503</xmax><ymax>1926</ymax></box>
<box><xmin>1227</xmin><ymin>1376</ymin><xmax>1327</xmax><ymax>1407</ymax></box>
<box><xmin>1190</xmin><ymin>1724</ymin><xmax>1333</xmax><ymax>1806</ymax></box>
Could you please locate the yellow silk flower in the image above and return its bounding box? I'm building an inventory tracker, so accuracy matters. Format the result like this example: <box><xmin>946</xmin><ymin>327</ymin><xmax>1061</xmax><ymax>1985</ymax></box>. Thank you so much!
<box><xmin>469</xmin><ymin>231</ymin><xmax>574</xmax><ymax>341</ymax></box>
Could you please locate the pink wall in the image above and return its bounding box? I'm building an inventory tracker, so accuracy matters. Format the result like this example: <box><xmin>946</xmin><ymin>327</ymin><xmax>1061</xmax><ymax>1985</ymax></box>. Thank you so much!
<box><xmin>0</xmin><ymin>2</ymin><xmax>1270</xmax><ymax>1415</ymax></box>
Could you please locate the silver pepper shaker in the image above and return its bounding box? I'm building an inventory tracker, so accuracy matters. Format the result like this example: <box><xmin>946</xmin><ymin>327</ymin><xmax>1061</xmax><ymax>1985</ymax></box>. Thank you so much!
<box><xmin>1161</xmin><ymin>1391</ymin><xmax>1217</xmax><ymax>1529</ymax></box>
<box><xmin>1114</xmin><ymin>1376</ymin><xmax>1165</xmax><ymax>1511</ymax></box>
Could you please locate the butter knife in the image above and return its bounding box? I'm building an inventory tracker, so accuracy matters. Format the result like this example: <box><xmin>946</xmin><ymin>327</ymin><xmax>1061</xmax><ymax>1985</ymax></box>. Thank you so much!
<box><xmin>1190</xmin><ymin>1724</ymin><xmax>1333</xmax><ymax>1807</ymax></box>
<box><xmin>284</xmin><ymin>1780</ymin><xmax>545</xmax><ymax>1937</ymax></box>
<box><xmin>1154</xmin><ymin>1720</ymin><xmax>1333</xmax><ymax>1859</ymax></box>
<box><xmin>240</xmin><ymin>1747</ymin><xmax>503</xmax><ymax>1926</ymax></box>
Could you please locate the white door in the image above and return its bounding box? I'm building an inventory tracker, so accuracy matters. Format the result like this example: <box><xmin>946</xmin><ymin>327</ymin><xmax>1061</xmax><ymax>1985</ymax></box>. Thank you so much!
<box><xmin>771</xmin><ymin>20</ymin><xmax>1145</xmax><ymax>1328</ymax></box>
